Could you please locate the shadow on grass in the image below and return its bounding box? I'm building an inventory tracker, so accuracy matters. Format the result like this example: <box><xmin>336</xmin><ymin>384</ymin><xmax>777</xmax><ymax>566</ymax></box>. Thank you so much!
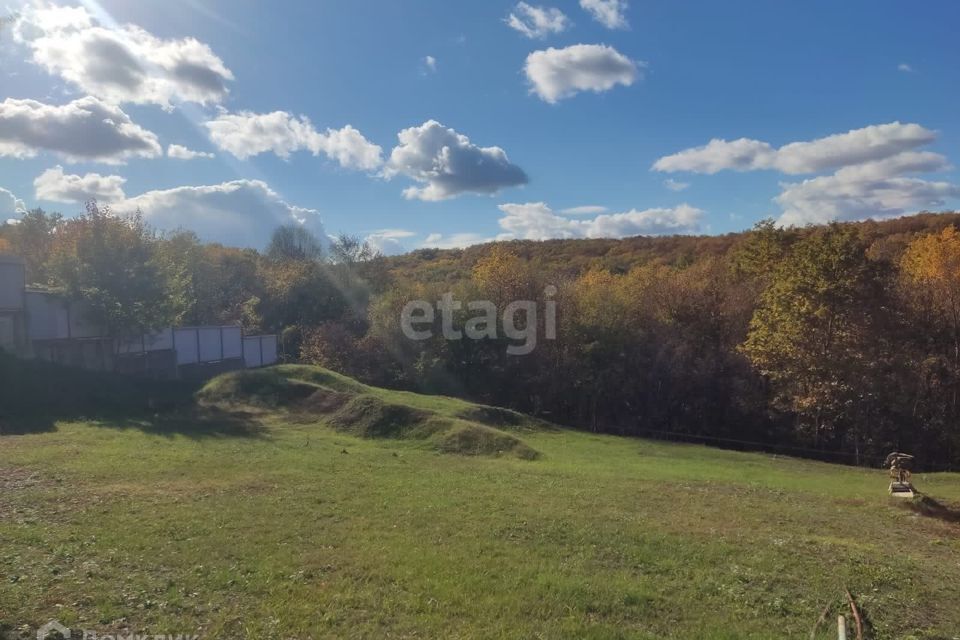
<box><xmin>92</xmin><ymin>405</ymin><xmax>268</xmax><ymax>439</ymax></box>
<box><xmin>1</xmin><ymin>405</ymin><xmax>268</xmax><ymax>440</ymax></box>
<box><xmin>902</xmin><ymin>494</ymin><xmax>960</xmax><ymax>525</ymax></box>
<box><xmin>0</xmin><ymin>353</ymin><xmax>265</xmax><ymax>439</ymax></box>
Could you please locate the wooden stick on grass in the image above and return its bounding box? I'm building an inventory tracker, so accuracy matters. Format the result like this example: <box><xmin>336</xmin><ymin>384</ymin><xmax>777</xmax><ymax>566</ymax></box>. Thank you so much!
<box><xmin>844</xmin><ymin>588</ymin><xmax>864</xmax><ymax>640</ymax></box>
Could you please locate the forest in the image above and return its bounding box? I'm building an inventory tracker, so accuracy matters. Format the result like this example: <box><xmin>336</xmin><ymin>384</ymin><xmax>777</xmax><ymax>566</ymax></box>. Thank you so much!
<box><xmin>3</xmin><ymin>205</ymin><xmax>960</xmax><ymax>469</ymax></box>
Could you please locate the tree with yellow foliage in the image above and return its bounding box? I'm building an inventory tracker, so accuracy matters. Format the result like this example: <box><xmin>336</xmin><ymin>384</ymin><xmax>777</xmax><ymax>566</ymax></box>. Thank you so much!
<box><xmin>471</xmin><ymin>245</ymin><xmax>534</xmax><ymax>309</ymax></box>
<box><xmin>900</xmin><ymin>226</ymin><xmax>960</xmax><ymax>423</ymax></box>
<box><xmin>900</xmin><ymin>226</ymin><xmax>960</xmax><ymax>360</ymax></box>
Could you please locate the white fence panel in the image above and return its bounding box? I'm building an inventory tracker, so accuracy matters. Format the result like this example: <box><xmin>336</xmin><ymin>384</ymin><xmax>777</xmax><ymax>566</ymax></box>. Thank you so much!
<box><xmin>173</xmin><ymin>328</ymin><xmax>199</xmax><ymax>364</ymax></box>
<box><xmin>198</xmin><ymin>327</ymin><xmax>223</xmax><ymax>362</ymax></box>
<box><xmin>242</xmin><ymin>335</ymin><xmax>278</xmax><ymax>368</ymax></box>
<box><xmin>243</xmin><ymin>336</ymin><xmax>262</xmax><ymax>368</ymax></box>
<box><xmin>222</xmin><ymin>326</ymin><xmax>243</xmax><ymax>359</ymax></box>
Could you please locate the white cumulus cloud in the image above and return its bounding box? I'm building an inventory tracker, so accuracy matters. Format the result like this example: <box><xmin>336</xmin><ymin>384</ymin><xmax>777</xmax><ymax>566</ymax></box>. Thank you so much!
<box><xmin>167</xmin><ymin>144</ymin><xmax>214</xmax><ymax>160</ymax></box>
<box><xmin>497</xmin><ymin>202</ymin><xmax>703</xmax><ymax>240</ymax></box>
<box><xmin>653</xmin><ymin>122</ymin><xmax>937</xmax><ymax>175</ymax></box>
<box><xmin>12</xmin><ymin>4</ymin><xmax>234</xmax><ymax>107</ymax></box>
<box><xmin>561</xmin><ymin>205</ymin><xmax>608</xmax><ymax>215</ymax></box>
<box><xmin>116</xmin><ymin>179</ymin><xmax>327</xmax><ymax>249</ymax></box>
<box><xmin>525</xmin><ymin>44</ymin><xmax>642</xmax><ymax>103</ymax></box>
<box><xmin>579</xmin><ymin>0</ymin><xmax>629</xmax><ymax>29</ymax></box>
<box><xmin>776</xmin><ymin>152</ymin><xmax>959</xmax><ymax>227</ymax></box>
<box><xmin>34</xmin><ymin>166</ymin><xmax>126</xmax><ymax>203</ymax></box>
<box><xmin>385</xmin><ymin>120</ymin><xmax>528</xmax><ymax>201</ymax></box>
<box><xmin>506</xmin><ymin>3</ymin><xmax>571</xmax><ymax>39</ymax></box>
<box><xmin>0</xmin><ymin>96</ymin><xmax>162</xmax><ymax>164</ymax></box>
<box><xmin>204</xmin><ymin>110</ymin><xmax>382</xmax><ymax>170</ymax></box>
<box><xmin>653</xmin><ymin>121</ymin><xmax>959</xmax><ymax>227</ymax></box>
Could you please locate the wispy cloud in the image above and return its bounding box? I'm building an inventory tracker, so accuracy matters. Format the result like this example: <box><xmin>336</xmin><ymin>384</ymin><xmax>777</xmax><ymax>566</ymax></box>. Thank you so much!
<box><xmin>579</xmin><ymin>0</ymin><xmax>628</xmax><ymax>29</ymax></box>
<box><xmin>505</xmin><ymin>3</ymin><xmax>570</xmax><ymax>39</ymax></box>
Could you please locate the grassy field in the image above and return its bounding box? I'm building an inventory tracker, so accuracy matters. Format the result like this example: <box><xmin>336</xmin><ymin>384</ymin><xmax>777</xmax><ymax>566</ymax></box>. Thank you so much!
<box><xmin>2</xmin><ymin>365</ymin><xmax>960</xmax><ymax>639</ymax></box>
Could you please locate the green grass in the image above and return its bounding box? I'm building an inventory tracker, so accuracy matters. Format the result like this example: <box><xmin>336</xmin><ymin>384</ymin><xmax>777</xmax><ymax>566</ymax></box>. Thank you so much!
<box><xmin>2</xmin><ymin>365</ymin><xmax>960</xmax><ymax>639</ymax></box>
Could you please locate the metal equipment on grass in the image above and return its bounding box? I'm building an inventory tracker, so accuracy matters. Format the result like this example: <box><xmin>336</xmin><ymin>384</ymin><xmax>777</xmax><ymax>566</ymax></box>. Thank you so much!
<box><xmin>885</xmin><ymin>452</ymin><xmax>915</xmax><ymax>498</ymax></box>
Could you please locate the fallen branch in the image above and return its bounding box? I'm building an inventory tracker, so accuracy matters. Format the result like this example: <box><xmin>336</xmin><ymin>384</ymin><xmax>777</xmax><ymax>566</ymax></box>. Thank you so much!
<box><xmin>844</xmin><ymin>588</ymin><xmax>864</xmax><ymax>640</ymax></box>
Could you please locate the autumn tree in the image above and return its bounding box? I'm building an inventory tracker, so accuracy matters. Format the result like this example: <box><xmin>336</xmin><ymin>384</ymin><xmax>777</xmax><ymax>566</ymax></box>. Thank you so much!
<box><xmin>266</xmin><ymin>225</ymin><xmax>324</xmax><ymax>263</ymax></box>
<box><xmin>741</xmin><ymin>224</ymin><xmax>883</xmax><ymax>454</ymax></box>
<box><xmin>47</xmin><ymin>203</ymin><xmax>173</xmax><ymax>337</ymax></box>
<box><xmin>730</xmin><ymin>219</ymin><xmax>796</xmax><ymax>281</ymax></box>
<box><xmin>329</xmin><ymin>234</ymin><xmax>377</xmax><ymax>265</ymax></box>
<box><xmin>156</xmin><ymin>231</ymin><xmax>262</xmax><ymax>327</ymax></box>
<box><xmin>900</xmin><ymin>226</ymin><xmax>960</xmax><ymax>366</ymax></box>
<box><xmin>897</xmin><ymin>226</ymin><xmax>960</xmax><ymax>457</ymax></box>
<box><xmin>471</xmin><ymin>245</ymin><xmax>536</xmax><ymax>308</ymax></box>
<box><xmin>3</xmin><ymin>208</ymin><xmax>62</xmax><ymax>284</ymax></box>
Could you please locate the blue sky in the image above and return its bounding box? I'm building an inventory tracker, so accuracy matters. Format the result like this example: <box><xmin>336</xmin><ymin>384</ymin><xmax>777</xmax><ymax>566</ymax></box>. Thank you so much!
<box><xmin>1</xmin><ymin>0</ymin><xmax>958</xmax><ymax>253</ymax></box>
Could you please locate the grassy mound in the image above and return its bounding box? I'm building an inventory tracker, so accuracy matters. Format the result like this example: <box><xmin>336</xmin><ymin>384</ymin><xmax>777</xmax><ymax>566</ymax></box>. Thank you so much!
<box><xmin>299</xmin><ymin>387</ymin><xmax>351</xmax><ymax>414</ymax></box>
<box><xmin>437</xmin><ymin>421</ymin><xmax>539</xmax><ymax>459</ymax></box>
<box><xmin>327</xmin><ymin>395</ymin><xmax>428</xmax><ymax>438</ymax></box>
<box><xmin>198</xmin><ymin>365</ymin><xmax>540</xmax><ymax>458</ymax></box>
<box><xmin>196</xmin><ymin>368</ymin><xmax>316</xmax><ymax>408</ymax></box>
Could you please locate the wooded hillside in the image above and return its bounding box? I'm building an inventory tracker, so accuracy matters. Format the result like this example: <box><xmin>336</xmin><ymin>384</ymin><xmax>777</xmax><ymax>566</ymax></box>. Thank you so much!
<box><xmin>4</xmin><ymin>207</ymin><xmax>960</xmax><ymax>468</ymax></box>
